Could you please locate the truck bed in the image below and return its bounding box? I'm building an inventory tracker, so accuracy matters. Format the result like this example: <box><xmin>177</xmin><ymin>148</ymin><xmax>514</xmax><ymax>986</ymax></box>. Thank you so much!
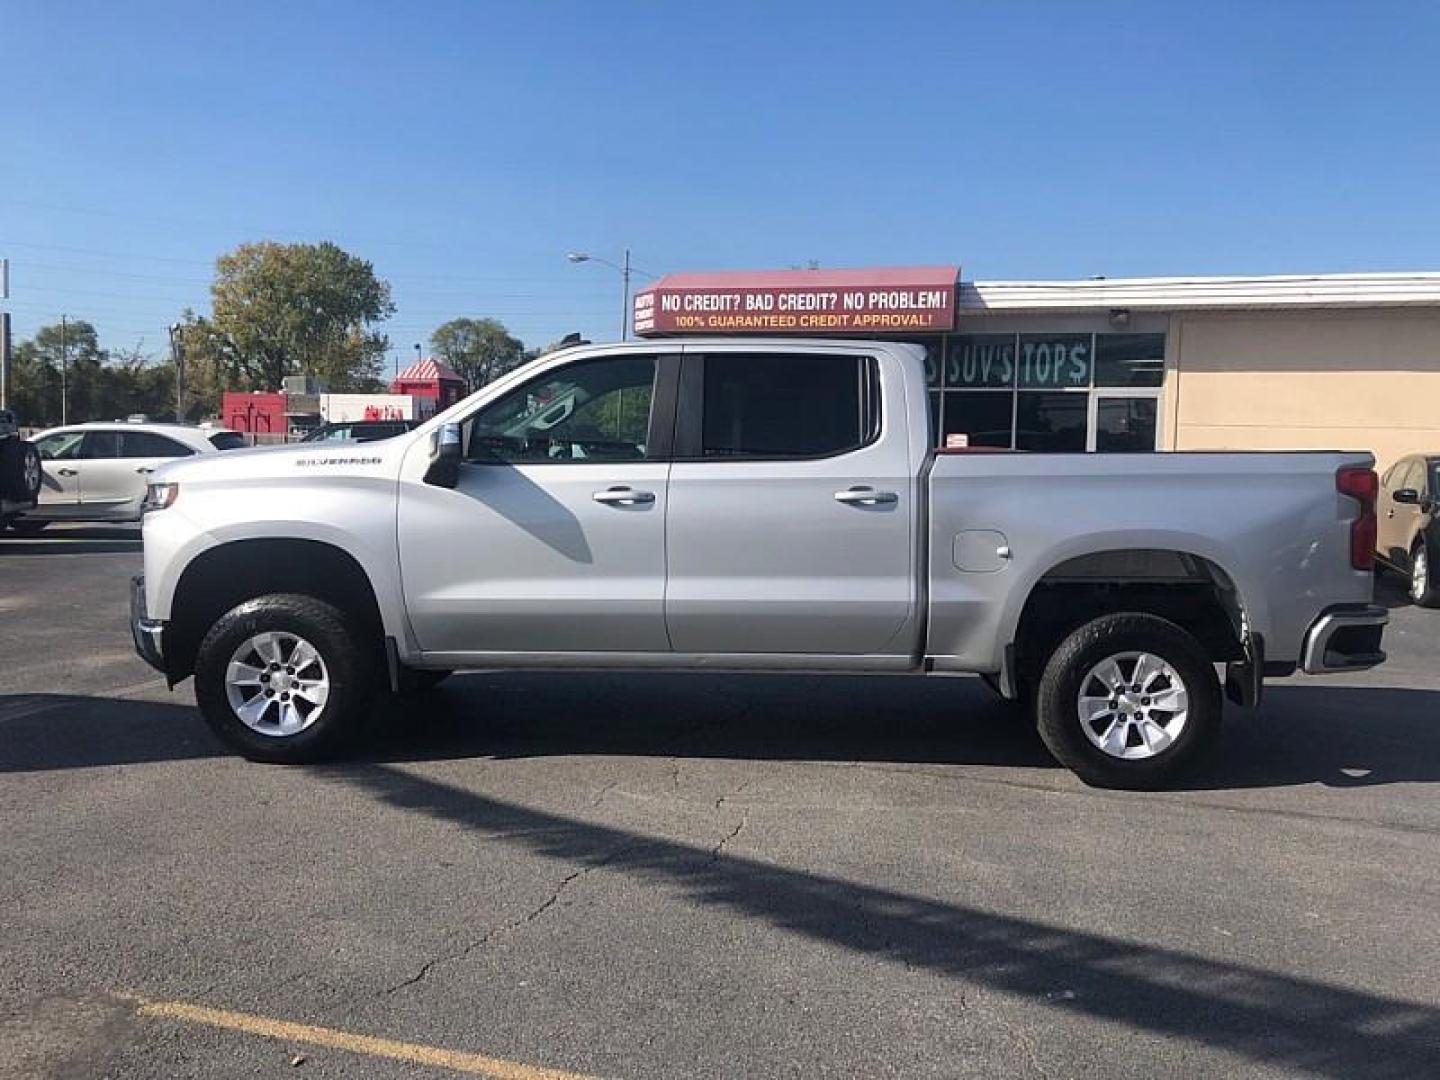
<box><xmin>924</xmin><ymin>449</ymin><xmax>1376</xmax><ymax>672</ymax></box>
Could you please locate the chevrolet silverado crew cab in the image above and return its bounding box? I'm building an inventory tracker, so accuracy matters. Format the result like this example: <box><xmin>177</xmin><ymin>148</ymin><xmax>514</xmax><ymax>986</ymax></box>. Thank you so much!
<box><xmin>131</xmin><ymin>338</ymin><xmax>1387</xmax><ymax>788</ymax></box>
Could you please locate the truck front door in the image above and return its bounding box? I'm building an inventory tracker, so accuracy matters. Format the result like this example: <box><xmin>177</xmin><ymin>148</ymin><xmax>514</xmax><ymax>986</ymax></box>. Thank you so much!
<box><xmin>664</xmin><ymin>348</ymin><xmax>918</xmax><ymax>657</ymax></box>
<box><xmin>398</xmin><ymin>352</ymin><xmax>674</xmax><ymax>655</ymax></box>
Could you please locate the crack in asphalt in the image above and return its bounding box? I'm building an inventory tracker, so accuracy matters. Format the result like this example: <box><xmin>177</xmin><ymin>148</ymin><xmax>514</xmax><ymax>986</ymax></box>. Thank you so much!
<box><xmin>711</xmin><ymin>817</ymin><xmax>746</xmax><ymax>859</ymax></box>
<box><xmin>378</xmin><ymin>844</ymin><xmax>632</xmax><ymax>998</ymax></box>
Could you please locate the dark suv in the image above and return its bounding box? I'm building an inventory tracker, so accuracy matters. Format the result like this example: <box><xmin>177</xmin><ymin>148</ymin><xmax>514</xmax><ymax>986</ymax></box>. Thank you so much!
<box><xmin>1377</xmin><ymin>453</ymin><xmax>1440</xmax><ymax>606</ymax></box>
<box><xmin>301</xmin><ymin>420</ymin><xmax>419</xmax><ymax>443</ymax></box>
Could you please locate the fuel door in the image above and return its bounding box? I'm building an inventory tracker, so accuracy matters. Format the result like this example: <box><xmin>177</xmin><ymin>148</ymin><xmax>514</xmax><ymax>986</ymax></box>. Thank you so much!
<box><xmin>953</xmin><ymin>530</ymin><xmax>1011</xmax><ymax>573</ymax></box>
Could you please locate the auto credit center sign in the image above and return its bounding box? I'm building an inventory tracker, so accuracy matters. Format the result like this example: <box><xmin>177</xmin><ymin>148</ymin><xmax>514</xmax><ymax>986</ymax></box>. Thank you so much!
<box><xmin>633</xmin><ymin>266</ymin><xmax>959</xmax><ymax>336</ymax></box>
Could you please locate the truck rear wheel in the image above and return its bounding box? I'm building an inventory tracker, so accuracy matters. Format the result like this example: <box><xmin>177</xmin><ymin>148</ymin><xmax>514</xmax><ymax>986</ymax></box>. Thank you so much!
<box><xmin>1034</xmin><ymin>613</ymin><xmax>1221</xmax><ymax>790</ymax></box>
<box><xmin>193</xmin><ymin>593</ymin><xmax>374</xmax><ymax>763</ymax></box>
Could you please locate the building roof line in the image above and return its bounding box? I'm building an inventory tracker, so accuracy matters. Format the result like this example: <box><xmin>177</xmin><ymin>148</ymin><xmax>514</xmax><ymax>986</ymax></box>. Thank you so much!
<box><xmin>961</xmin><ymin>271</ymin><xmax>1440</xmax><ymax>312</ymax></box>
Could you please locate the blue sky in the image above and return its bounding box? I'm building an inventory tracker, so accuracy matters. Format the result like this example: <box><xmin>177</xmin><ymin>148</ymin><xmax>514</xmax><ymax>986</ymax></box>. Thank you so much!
<box><xmin>3</xmin><ymin>0</ymin><xmax>1438</xmax><ymax>361</ymax></box>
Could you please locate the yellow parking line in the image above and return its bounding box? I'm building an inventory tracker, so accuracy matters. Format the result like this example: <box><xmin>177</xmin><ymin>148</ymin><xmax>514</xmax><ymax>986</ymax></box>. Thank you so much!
<box><xmin>124</xmin><ymin>995</ymin><xmax>597</xmax><ymax>1080</ymax></box>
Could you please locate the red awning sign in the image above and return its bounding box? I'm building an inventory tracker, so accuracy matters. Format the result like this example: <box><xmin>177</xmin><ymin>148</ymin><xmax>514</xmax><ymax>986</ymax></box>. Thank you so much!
<box><xmin>634</xmin><ymin>265</ymin><xmax>959</xmax><ymax>336</ymax></box>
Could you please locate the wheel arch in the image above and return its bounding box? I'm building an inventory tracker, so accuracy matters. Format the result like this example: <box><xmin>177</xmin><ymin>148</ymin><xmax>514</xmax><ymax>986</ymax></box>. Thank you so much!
<box><xmin>1006</xmin><ymin>544</ymin><xmax>1256</xmax><ymax>688</ymax></box>
<box><xmin>164</xmin><ymin>537</ymin><xmax>389</xmax><ymax>683</ymax></box>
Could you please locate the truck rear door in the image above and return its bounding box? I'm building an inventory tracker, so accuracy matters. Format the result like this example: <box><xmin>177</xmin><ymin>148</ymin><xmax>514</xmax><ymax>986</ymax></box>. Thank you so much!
<box><xmin>664</xmin><ymin>346</ymin><xmax>918</xmax><ymax>657</ymax></box>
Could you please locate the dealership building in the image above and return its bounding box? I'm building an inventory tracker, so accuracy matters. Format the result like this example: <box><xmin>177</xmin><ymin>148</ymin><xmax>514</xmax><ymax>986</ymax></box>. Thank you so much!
<box><xmin>632</xmin><ymin>266</ymin><xmax>1440</xmax><ymax>469</ymax></box>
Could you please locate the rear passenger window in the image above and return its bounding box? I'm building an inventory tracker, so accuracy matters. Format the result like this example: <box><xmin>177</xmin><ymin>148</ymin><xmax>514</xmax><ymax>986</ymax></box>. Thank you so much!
<box><xmin>700</xmin><ymin>354</ymin><xmax>876</xmax><ymax>459</ymax></box>
<box><xmin>80</xmin><ymin>430</ymin><xmax>122</xmax><ymax>459</ymax></box>
<box><xmin>121</xmin><ymin>432</ymin><xmax>194</xmax><ymax>458</ymax></box>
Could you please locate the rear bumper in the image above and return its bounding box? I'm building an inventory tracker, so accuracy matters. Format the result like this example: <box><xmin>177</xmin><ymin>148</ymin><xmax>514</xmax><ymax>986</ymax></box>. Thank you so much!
<box><xmin>130</xmin><ymin>575</ymin><xmax>167</xmax><ymax>673</ymax></box>
<box><xmin>1300</xmin><ymin>604</ymin><xmax>1388</xmax><ymax>674</ymax></box>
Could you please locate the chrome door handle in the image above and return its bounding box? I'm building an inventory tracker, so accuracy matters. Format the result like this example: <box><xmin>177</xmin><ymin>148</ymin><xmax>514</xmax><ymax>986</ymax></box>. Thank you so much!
<box><xmin>592</xmin><ymin>486</ymin><xmax>655</xmax><ymax>506</ymax></box>
<box><xmin>57</xmin><ymin>468</ymin><xmax>79</xmax><ymax>477</ymax></box>
<box><xmin>136</xmin><ymin>466</ymin><xmax>155</xmax><ymax>474</ymax></box>
<box><xmin>834</xmin><ymin>486</ymin><xmax>898</xmax><ymax>506</ymax></box>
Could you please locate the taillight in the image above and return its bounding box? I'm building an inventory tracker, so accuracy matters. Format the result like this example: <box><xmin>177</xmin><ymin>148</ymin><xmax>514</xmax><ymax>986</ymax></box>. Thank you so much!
<box><xmin>1336</xmin><ymin>466</ymin><xmax>1378</xmax><ymax>571</ymax></box>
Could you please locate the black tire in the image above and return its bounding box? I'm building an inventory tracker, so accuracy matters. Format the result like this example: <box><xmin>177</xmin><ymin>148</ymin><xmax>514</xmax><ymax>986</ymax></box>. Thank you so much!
<box><xmin>0</xmin><ymin>439</ymin><xmax>43</xmax><ymax>502</ymax></box>
<box><xmin>397</xmin><ymin>667</ymin><xmax>453</xmax><ymax>693</ymax></box>
<box><xmin>1409</xmin><ymin>541</ymin><xmax>1440</xmax><ymax>608</ymax></box>
<box><xmin>7</xmin><ymin>519</ymin><xmax>47</xmax><ymax>535</ymax></box>
<box><xmin>1034</xmin><ymin>612</ymin><xmax>1221</xmax><ymax>790</ymax></box>
<box><xmin>193</xmin><ymin>593</ymin><xmax>375</xmax><ymax>763</ymax></box>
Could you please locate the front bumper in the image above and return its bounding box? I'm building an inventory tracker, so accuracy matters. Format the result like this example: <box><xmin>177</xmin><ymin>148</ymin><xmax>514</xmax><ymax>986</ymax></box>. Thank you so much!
<box><xmin>1300</xmin><ymin>604</ymin><xmax>1388</xmax><ymax>674</ymax></box>
<box><xmin>130</xmin><ymin>575</ymin><xmax>166</xmax><ymax>674</ymax></box>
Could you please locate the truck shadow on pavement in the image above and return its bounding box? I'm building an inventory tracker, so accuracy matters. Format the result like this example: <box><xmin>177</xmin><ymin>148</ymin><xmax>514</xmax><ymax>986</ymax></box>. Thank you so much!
<box><xmin>324</xmin><ymin>762</ymin><xmax>1440</xmax><ymax>1078</ymax></box>
<box><xmin>5</xmin><ymin>676</ymin><xmax>1440</xmax><ymax>792</ymax></box>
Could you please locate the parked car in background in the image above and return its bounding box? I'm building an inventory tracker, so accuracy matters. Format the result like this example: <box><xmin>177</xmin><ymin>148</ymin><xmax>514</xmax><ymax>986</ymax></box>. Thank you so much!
<box><xmin>1376</xmin><ymin>453</ymin><xmax>1440</xmax><ymax>605</ymax></box>
<box><xmin>301</xmin><ymin>419</ymin><xmax>419</xmax><ymax>443</ymax></box>
<box><xmin>16</xmin><ymin>422</ymin><xmax>240</xmax><ymax>531</ymax></box>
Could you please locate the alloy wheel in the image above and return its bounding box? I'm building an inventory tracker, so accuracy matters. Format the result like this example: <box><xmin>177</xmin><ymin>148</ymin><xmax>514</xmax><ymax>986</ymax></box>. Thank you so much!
<box><xmin>224</xmin><ymin>631</ymin><xmax>331</xmax><ymax>737</ymax></box>
<box><xmin>1076</xmin><ymin>651</ymin><xmax>1189</xmax><ymax>760</ymax></box>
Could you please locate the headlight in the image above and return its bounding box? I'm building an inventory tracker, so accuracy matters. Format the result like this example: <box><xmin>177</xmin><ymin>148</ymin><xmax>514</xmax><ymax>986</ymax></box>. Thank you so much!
<box><xmin>141</xmin><ymin>482</ymin><xmax>180</xmax><ymax>513</ymax></box>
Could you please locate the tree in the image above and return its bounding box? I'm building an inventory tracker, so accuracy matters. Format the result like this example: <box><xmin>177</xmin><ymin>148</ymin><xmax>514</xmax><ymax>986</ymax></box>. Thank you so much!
<box><xmin>5</xmin><ymin>322</ymin><xmax>183</xmax><ymax>425</ymax></box>
<box><xmin>9</xmin><ymin>320</ymin><xmax>104</xmax><ymax>425</ymax></box>
<box><xmin>430</xmin><ymin>317</ymin><xmax>526</xmax><ymax>390</ymax></box>
<box><xmin>189</xmin><ymin>241</ymin><xmax>395</xmax><ymax>391</ymax></box>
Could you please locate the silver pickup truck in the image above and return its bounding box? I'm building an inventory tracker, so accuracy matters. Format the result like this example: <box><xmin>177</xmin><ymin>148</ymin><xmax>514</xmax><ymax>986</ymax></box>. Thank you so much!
<box><xmin>131</xmin><ymin>339</ymin><xmax>1387</xmax><ymax>788</ymax></box>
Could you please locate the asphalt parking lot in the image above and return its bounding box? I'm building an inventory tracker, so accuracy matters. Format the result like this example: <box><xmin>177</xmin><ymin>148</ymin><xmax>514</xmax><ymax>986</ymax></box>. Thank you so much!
<box><xmin>2</xmin><ymin>525</ymin><xmax>1438</xmax><ymax>1078</ymax></box>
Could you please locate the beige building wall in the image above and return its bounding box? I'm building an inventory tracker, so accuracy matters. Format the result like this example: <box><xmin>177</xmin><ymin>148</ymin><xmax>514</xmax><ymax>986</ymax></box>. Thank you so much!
<box><xmin>1169</xmin><ymin>309</ymin><xmax>1440</xmax><ymax>470</ymax></box>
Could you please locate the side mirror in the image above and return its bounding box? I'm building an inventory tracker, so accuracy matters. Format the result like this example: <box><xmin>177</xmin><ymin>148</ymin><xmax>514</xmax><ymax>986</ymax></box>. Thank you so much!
<box><xmin>1393</xmin><ymin>488</ymin><xmax>1420</xmax><ymax>505</ymax></box>
<box><xmin>424</xmin><ymin>423</ymin><xmax>462</xmax><ymax>489</ymax></box>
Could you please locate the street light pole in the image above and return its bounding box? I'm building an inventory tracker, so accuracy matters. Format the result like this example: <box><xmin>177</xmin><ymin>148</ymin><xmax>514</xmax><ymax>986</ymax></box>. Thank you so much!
<box><xmin>568</xmin><ymin>250</ymin><xmax>643</xmax><ymax>342</ymax></box>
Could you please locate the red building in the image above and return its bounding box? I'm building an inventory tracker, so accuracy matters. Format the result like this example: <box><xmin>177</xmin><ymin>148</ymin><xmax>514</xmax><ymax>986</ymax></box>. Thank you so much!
<box><xmin>221</xmin><ymin>391</ymin><xmax>289</xmax><ymax>436</ymax></box>
<box><xmin>392</xmin><ymin>358</ymin><xmax>467</xmax><ymax>409</ymax></box>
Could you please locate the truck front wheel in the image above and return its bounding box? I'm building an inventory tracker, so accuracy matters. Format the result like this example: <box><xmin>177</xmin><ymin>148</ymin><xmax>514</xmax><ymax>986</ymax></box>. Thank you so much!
<box><xmin>1034</xmin><ymin>613</ymin><xmax>1221</xmax><ymax>790</ymax></box>
<box><xmin>193</xmin><ymin>593</ymin><xmax>374</xmax><ymax>763</ymax></box>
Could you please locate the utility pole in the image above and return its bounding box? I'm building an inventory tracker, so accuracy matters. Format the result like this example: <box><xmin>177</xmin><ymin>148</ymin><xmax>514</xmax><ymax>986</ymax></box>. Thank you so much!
<box><xmin>60</xmin><ymin>314</ymin><xmax>68</xmax><ymax>425</ymax></box>
<box><xmin>620</xmin><ymin>248</ymin><xmax>631</xmax><ymax>342</ymax></box>
<box><xmin>0</xmin><ymin>259</ymin><xmax>10</xmax><ymax>411</ymax></box>
<box><xmin>169</xmin><ymin>323</ymin><xmax>186</xmax><ymax>421</ymax></box>
<box><xmin>0</xmin><ymin>313</ymin><xmax>11</xmax><ymax>413</ymax></box>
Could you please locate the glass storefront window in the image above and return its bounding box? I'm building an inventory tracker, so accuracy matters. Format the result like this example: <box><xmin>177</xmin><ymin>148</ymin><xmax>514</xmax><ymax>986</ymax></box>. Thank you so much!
<box><xmin>1016</xmin><ymin>392</ymin><xmax>1088</xmax><ymax>451</ymax></box>
<box><xmin>928</xmin><ymin>330</ymin><xmax>1164</xmax><ymax>451</ymax></box>
<box><xmin>945</xmin><ymin>335</ymin><xmax>1016</xmax><ymax>388</ymax></box>
<box><xmin>941</xmin><ymin>392</ymin><xmax>1014</xmax><ymax>448</ymax></box>
<box><xmin>1018</xmin><ymin>334</ymin><xmax>1092</xmax><ymax>389</ymax></box>
<box><xmin>923</xmin><ymin>341</ymin><xmax>943</xmax><ymax>390</ymax></box>
<box><xmin>1095</xmin><ymin>334</ymin><xmax>1165</xmax><ymax>387</ymax></box>
<box><xmin>1095</xmin><ymin>397</ymin><xmax>1159</xmax><ymax>452</ymax></box>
